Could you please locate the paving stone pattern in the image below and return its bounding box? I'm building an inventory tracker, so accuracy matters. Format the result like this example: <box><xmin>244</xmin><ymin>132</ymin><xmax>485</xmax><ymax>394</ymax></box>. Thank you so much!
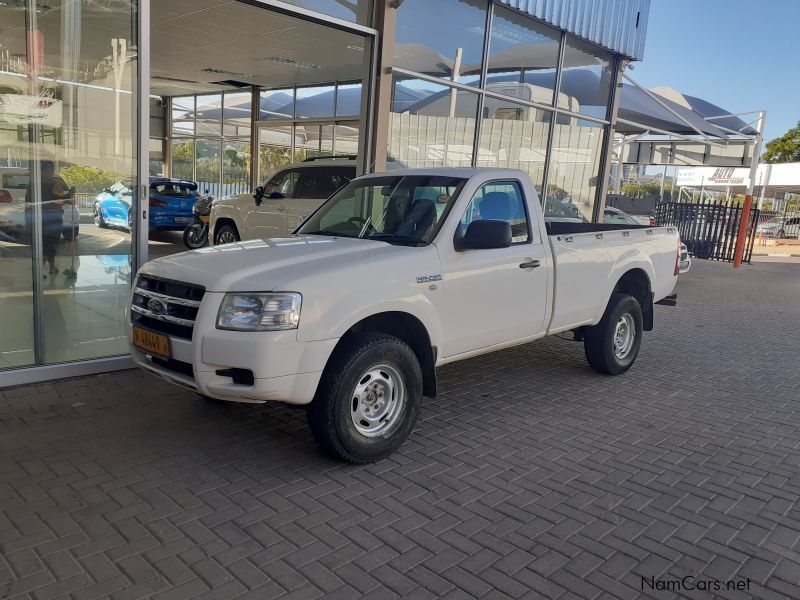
<box><xmin>1</xmin><ymin>259</ymin><xmax>800</xmax><ymax>599</ymax></box>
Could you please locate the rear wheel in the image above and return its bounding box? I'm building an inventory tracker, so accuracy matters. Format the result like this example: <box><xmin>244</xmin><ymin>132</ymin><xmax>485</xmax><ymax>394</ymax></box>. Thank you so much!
<box><xmin>62</xmin><ymin>226</ymin><xmax>78</xmax><ymax>241</ymax></box>
<box><xmin>584</xmin><ymin>293</ymin><xmax>643</xmax><ymax>375</ymax></box>
<box><xmin>307</xmin><ymin>333</ymin><xmax>422</xmax><ymax>464</ymax></box>
<box><xmin>778</xmin><ymin>228</ymin><xmax>786</xmax><ymax>239</ymax></box>
<box><xmin>214</xmin><ymin>223</ymin><xmax>239</xmax><ymax>245</ymax></box>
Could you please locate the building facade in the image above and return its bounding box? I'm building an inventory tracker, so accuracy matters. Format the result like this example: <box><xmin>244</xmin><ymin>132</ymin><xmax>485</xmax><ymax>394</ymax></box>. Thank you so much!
<box><xmin>0</xmin><ymin>0</ymin><xmax>649</xmax><ymax>386</ymax></box>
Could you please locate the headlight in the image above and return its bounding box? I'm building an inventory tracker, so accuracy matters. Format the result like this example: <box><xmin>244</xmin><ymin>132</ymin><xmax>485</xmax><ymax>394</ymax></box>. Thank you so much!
<box><xmin>217</xmin><ymin>292</ymin><xmax>302</xmax><ymax>331</ymax></box>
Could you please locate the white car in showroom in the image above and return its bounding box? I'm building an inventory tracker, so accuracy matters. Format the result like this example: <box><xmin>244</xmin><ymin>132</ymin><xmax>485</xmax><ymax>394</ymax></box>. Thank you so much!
<box><xmin>210</xmin><ymin>157</ymin><xmax>356</xmax><ymax>245</ymax></box>
<box><xmin>0</xmin><ymin>167</ymin><xmax>81</xmax><ymax>241</ymax></box>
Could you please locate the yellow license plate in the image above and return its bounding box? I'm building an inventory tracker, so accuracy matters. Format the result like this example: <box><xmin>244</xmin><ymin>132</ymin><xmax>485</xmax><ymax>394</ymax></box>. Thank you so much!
<box><xmin>132</xmin><ymin>327</ymin><xmax>170</xmax><ymax>358</ymax></box>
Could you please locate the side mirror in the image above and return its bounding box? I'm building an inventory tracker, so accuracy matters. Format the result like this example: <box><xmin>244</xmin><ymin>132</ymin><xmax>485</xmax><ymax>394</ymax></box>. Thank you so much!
<box><xmin>455</xmin><ymin>220</ymin><xmax>512</xmax><ymax>251</ymax></box>
<box><xmin>253</xmin><ymin>186</ymin><xmax>264</xmax><ymax>205</ymax></box>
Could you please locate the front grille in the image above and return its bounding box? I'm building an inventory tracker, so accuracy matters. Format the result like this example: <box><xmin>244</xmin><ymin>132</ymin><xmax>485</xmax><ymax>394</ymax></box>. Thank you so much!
<box><xmin>131</xmin><ymin>274</ymin><xmax>205</xmax><ymax>340</ymax></box>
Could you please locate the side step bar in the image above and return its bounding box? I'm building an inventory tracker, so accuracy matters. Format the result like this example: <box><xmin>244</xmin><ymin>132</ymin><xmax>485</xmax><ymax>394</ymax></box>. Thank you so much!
<box><xmin>655</xmin><ymin>293</ymin><xmax>677</xmax><ymax>307</ymax></box>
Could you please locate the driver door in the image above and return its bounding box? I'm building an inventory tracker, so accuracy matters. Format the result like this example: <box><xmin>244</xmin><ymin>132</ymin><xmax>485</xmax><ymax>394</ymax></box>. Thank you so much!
<box><xmin>245</xmin><ymin>168</ymin><xmax>298</xmax><ymax>239</ymax></box>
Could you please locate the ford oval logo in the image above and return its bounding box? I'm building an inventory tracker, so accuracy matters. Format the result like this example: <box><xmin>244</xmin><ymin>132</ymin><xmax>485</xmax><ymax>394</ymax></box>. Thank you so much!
<box><xmin>147</xmin><ymin>298</ymin><xmax>168</xmax><ymax>315</ymax></box>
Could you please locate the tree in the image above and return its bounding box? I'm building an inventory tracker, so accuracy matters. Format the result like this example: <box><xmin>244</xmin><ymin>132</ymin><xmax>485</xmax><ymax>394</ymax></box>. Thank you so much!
<box><xmin>59</xmin><ymin>165</ymin><xmax>123</xmax><ymax>194</ymax></box>
<box><xmin>763</xmin><ymin>122</ymin><xmax>800</xmax><ymax>164</ymax></box>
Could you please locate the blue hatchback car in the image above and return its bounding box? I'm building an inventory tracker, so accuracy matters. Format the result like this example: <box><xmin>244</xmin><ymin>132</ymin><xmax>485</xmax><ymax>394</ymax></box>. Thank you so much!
<box><xmin>93</xmin><ymin>177</ymin><xmax>198</xmax><ymax>231</ymax></box>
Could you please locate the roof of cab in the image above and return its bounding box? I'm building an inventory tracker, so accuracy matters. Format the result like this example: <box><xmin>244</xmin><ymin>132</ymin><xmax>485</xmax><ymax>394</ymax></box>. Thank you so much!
<box><xmin>358</xmin><ymin>167</ymin><xmax>529</xmax><ymax>179</ymax></box>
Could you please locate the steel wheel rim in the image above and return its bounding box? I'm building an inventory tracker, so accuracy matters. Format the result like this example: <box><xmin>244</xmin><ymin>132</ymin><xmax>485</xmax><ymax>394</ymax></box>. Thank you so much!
<box><xmin>93</xmin><ymin>204</ymin><xmax>101</xmax><ymax>225</ymax></box>
<box><xmin>218</xmin><ymin>230</ymin><xmax>236</xmax><ymax>244</ymax></box>
<box><xmin>349</xmin><ymin>364</ymin><xmax>405</xmax><ymax>438</ymax></box>
<box><xmin>613</xmin><ymin>313</ymin><xmax>636</xmax><ymax>359</ymax></box>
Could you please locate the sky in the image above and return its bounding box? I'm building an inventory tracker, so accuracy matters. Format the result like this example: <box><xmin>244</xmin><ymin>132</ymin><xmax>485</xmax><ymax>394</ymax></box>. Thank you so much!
<box><xmin>631</xmin><ymin>0</ymin><xmax>799</xmax><ymax>142</ymax></box>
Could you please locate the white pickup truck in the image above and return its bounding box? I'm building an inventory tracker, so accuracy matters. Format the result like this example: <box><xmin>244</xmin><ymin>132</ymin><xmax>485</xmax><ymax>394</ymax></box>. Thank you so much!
<box><xmin>129</xmin><ymin>168</ymin><xmax>680</xmax><ymax>463</ymax></box>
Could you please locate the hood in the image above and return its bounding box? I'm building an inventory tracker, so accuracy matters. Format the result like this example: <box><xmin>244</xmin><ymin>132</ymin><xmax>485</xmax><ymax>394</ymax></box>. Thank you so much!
<box><xmin>139</xmin><ymin>235</ymin><xmax>392</xmax><ymax>291</ymax></box>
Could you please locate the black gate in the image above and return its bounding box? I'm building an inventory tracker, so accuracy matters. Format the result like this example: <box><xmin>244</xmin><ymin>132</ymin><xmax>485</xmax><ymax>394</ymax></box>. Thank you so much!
<box><xmin>655</xmin><ymin>198</ymin><xmax>760</xmax><ymax>263</ymax></box>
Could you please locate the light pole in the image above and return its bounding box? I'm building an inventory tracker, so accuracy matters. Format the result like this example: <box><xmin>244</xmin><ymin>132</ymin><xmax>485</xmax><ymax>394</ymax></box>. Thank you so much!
<box><xmin>733</xmin><ymin>111</ymin><xmax>766</xmax><ymax>268</ymax></box>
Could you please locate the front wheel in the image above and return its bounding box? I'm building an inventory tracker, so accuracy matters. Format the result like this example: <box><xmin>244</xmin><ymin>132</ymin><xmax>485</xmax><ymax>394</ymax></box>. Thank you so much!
<box><xmin>778</xmin><ymin>228</ymin><xmax>786</xmax><ymax>239</ymax></box>
<box><xmin>584</xmin><ymin>293</ymin><xmax>643</xmax><ymax>375</ymax></box>
<box><xmin>307</xmin><ymin>333</ymin><xmax>422</xmax><ymax>464</ymax></box>
<box><xmin>183</xmin><ymin>223</ymin><xmax>208</xmax><ymax>249</ymax></box>
<box><xmin>214</xmin><ymin>223</ymin><xmax>239</xmax><ymax>245</ymax></box>
<box><xmin>93</xmin><ymin>203</ymin><xmax>106</xmax><ymax>228</ymax></box>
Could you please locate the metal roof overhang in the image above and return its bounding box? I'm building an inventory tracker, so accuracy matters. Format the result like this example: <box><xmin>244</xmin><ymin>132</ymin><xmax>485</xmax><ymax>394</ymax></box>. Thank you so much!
<box><xmin>613</xmin><ymin>76</ymin><xmax>759</xmax><ymax>155</ymax></box>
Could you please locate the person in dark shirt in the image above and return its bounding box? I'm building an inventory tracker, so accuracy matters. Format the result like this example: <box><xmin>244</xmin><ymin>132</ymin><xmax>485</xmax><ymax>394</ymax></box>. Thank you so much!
<box><xmin>26</xmin><ymin>160</ymin><xmax>75</xmax><ymax>275</ymax></box>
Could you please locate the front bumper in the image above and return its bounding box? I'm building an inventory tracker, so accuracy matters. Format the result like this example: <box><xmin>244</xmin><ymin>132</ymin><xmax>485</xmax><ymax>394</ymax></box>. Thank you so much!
<box><xmin>128</xmin><ymin>291</ymin><xmax>337</xmax><ymax>404</ymax></box>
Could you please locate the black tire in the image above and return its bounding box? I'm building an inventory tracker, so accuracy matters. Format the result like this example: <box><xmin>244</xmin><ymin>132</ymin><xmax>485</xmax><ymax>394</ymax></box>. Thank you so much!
<box><xmin>62</xmin><ymin>226</ymin><xmax>78</xmax><ymax>241</ymax></box>
<box><xmin>214</xmin><ymin>223</ymin><xmax>240</xmax><ymax>245</ymax></box>
<box><xmin>183</xmin><ymin>224</ymin><xmax>207</xmax><ymax>249</ymax></box>
<box><xmin>584</xmin><ymin>293</ymin><xmax>643</xmax><ymax>375</ymax></box>
<box><xmin>93</xmin><ymin>203</ymin><xmax>107</xmax><ymax>228</ymax></box>
<box><xmin>778</xmin><ymin>229</ymin><xmax>786</xmax><ymax>239</ymax></box>
<box><xmin>307</xmin><ymin>333</ymin><xmax>422</xmax><ymax>464</ymax></box>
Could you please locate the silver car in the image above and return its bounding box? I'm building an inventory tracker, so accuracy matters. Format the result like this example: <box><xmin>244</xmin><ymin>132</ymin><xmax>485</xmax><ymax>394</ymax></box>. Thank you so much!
<box><xmin>757</xmin><ymin>217</ymin><xmax>800</xmax><ymax>239</ymax></box>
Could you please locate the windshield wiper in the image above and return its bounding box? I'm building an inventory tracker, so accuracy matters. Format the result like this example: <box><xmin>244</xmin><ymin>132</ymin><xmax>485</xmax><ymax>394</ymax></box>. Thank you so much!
<box><xmin>367</xmin><ymin>233</ymin><xmax>426</xmax><ymax>246</ymax></box>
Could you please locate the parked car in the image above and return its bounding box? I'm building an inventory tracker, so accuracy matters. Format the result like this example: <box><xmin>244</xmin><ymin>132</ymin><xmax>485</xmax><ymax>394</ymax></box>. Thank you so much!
<box><xmin>211</xmin><ymin>157</ymin><xmax>356</xmax><ymax>245</ymax></box>
<box><xmin>0</xmin><ymin>167</ymin><xmax>81</xmax><ymax>240</ymax></box>
<box><xmin>603</xmin><ymin>206</ymin><xmax>655</xmax><ymax>226</ymax></box>
<box><xmin>129</xmin><ymin>168</ymin><xmax>680</xmax><ymax>463</ymax></box>
<box><xmin>603</xmin><ymin>207</ymin><xmax>642</xmax><ymax>226</ymax></box>
<box><xmin>756</xmin><ymin>216</ymin><xmax>800</xmax><ymax>239</ymax></box>
<box><xmin>94</xmin><ymin>177</ymin><xmax>197</xmax><ymax>231</ymax></box>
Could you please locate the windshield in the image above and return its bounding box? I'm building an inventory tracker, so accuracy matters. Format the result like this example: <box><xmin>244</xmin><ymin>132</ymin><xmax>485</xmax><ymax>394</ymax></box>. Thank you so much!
<box><xmin>296</xmin><ymin>175</ymin><xmax>467</xmax><ymax>245</ymax></box>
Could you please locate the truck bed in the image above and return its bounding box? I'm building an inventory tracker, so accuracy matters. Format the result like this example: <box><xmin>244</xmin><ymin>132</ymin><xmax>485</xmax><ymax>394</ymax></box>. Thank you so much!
<box><xmin>545</xmin><ymin>223</ymin><xmax>679</xmax><ymax>334</ymax></box>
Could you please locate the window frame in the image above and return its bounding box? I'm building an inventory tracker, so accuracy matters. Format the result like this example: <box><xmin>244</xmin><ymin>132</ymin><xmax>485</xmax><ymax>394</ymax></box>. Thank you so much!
<box><xmin>453</xmin><ymin>178</ymin><xmax>534</xmax><ymax>249</ymax></box>
<box><xmin>264</xmin><ymin>168</ymin><xmax>301</xmax><ymax>199</ymax></box>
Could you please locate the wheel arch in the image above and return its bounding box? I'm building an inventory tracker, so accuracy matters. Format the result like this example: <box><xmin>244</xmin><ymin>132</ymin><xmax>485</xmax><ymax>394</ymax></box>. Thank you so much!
<box><xmin>213</xmin><ymin>217</ymin><xmax>240</xmax><ymax>243</ymax></box>
<box><xmin>611</xmin><ymin>268</ymin><xmax>653</xmax><ymax>331</ymax></box>
<box><xmin>330</xmin><ymin>311</ymin><xmax>438</xmax><ymax>398</ymax></box>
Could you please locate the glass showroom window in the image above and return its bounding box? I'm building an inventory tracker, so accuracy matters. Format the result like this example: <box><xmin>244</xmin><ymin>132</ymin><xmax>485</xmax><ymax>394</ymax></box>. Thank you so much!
<box><xmin>260</xmin><ymin>88</ymin><xmax>295</xmax><ymax>120</ymax></box>
<box><xmin>486</xmin><ymin>5</ymin><xmax>562</xmax><ymax>106</ymax></box>
<box><xmin>477</xmin><ymin>97</ymin><xmax>551</xmax><ymax>193</ymax></box>
<box><xmin>559</xmin><ymin>36</ymin><xmax>614</xmax><ymax>120</ymax></box>
<box><xmin>394</xmin><ymin>0</ymin><xmax>488</xmax><ymax>86</ymax></box>
<box><xmin>336</xmin><ymin>82</ymin><xmax>363</xmax><ymax>117</ymax></box>
<box><xmin>0</xmin><ymin>0</ymin><xmax>138</xmax><ymax>369</ymax></box>
<box><xmin>195</xmin><ymin>94</ymin><xmax>222</xmax><ymax>136</ymax></box>
<box><xmin>223</xmin><ymin>92</ymin><xmax>252</xmax><ymax>138</ymax></box>
<box><xmin>546</xmin><ymin>119</ymin><xmax>606</xmax><ymax>222</ymax></box>
<box><xmin>171</xmin><ymin>95</ymin><xmax>195</xmax><ymax>135</ymax></box>
<box><xmin>284</xmin><ymin>0</ymin><xmax>372</xmax><ymax>25</ymax></box>
<box><xmin>388</xmin><ymin>76</ymin><xmax>479</xmax><ymax>169</ymax></box>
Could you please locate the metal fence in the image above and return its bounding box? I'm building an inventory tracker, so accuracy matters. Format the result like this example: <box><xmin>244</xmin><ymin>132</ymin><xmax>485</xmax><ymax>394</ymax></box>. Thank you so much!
<box><xmin>655</xmin><ymin>198</ymin><xmax>760</xmax><ymax>263</ymax></box>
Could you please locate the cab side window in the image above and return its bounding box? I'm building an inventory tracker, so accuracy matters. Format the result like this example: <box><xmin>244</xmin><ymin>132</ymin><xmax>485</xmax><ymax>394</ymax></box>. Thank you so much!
<box><xmin>264</xmin><ymin>170</ymin><xmax>299</xmax><ymax>198</ymax></box>
<box><xmin>296</xmin><ymin>168</ymin><xmax>353</xmax><ymax>200</ymax></box>
<box><xmin>458</xmin><ymin>181</ymin><xmax>530</xmax><ymax>244</ymax></box>
<box><xmin>604</xmin><ymin>210</ymin><xmax>630</xmax><ymax>225</ymax></box>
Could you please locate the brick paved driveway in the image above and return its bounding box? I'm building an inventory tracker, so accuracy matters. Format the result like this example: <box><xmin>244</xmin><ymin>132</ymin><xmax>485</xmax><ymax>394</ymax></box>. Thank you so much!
<box><xmin>2</xmin><ymin>259</ymin><xmax>800</xmax><ymax>600</ymax></box>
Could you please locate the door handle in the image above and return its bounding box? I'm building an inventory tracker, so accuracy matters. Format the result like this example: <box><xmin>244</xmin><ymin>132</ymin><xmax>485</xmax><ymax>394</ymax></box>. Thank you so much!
<box><xmin>519</xmin><ymin>260</ymin><xmax>541</xmax><ymax>269</ymax></box>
